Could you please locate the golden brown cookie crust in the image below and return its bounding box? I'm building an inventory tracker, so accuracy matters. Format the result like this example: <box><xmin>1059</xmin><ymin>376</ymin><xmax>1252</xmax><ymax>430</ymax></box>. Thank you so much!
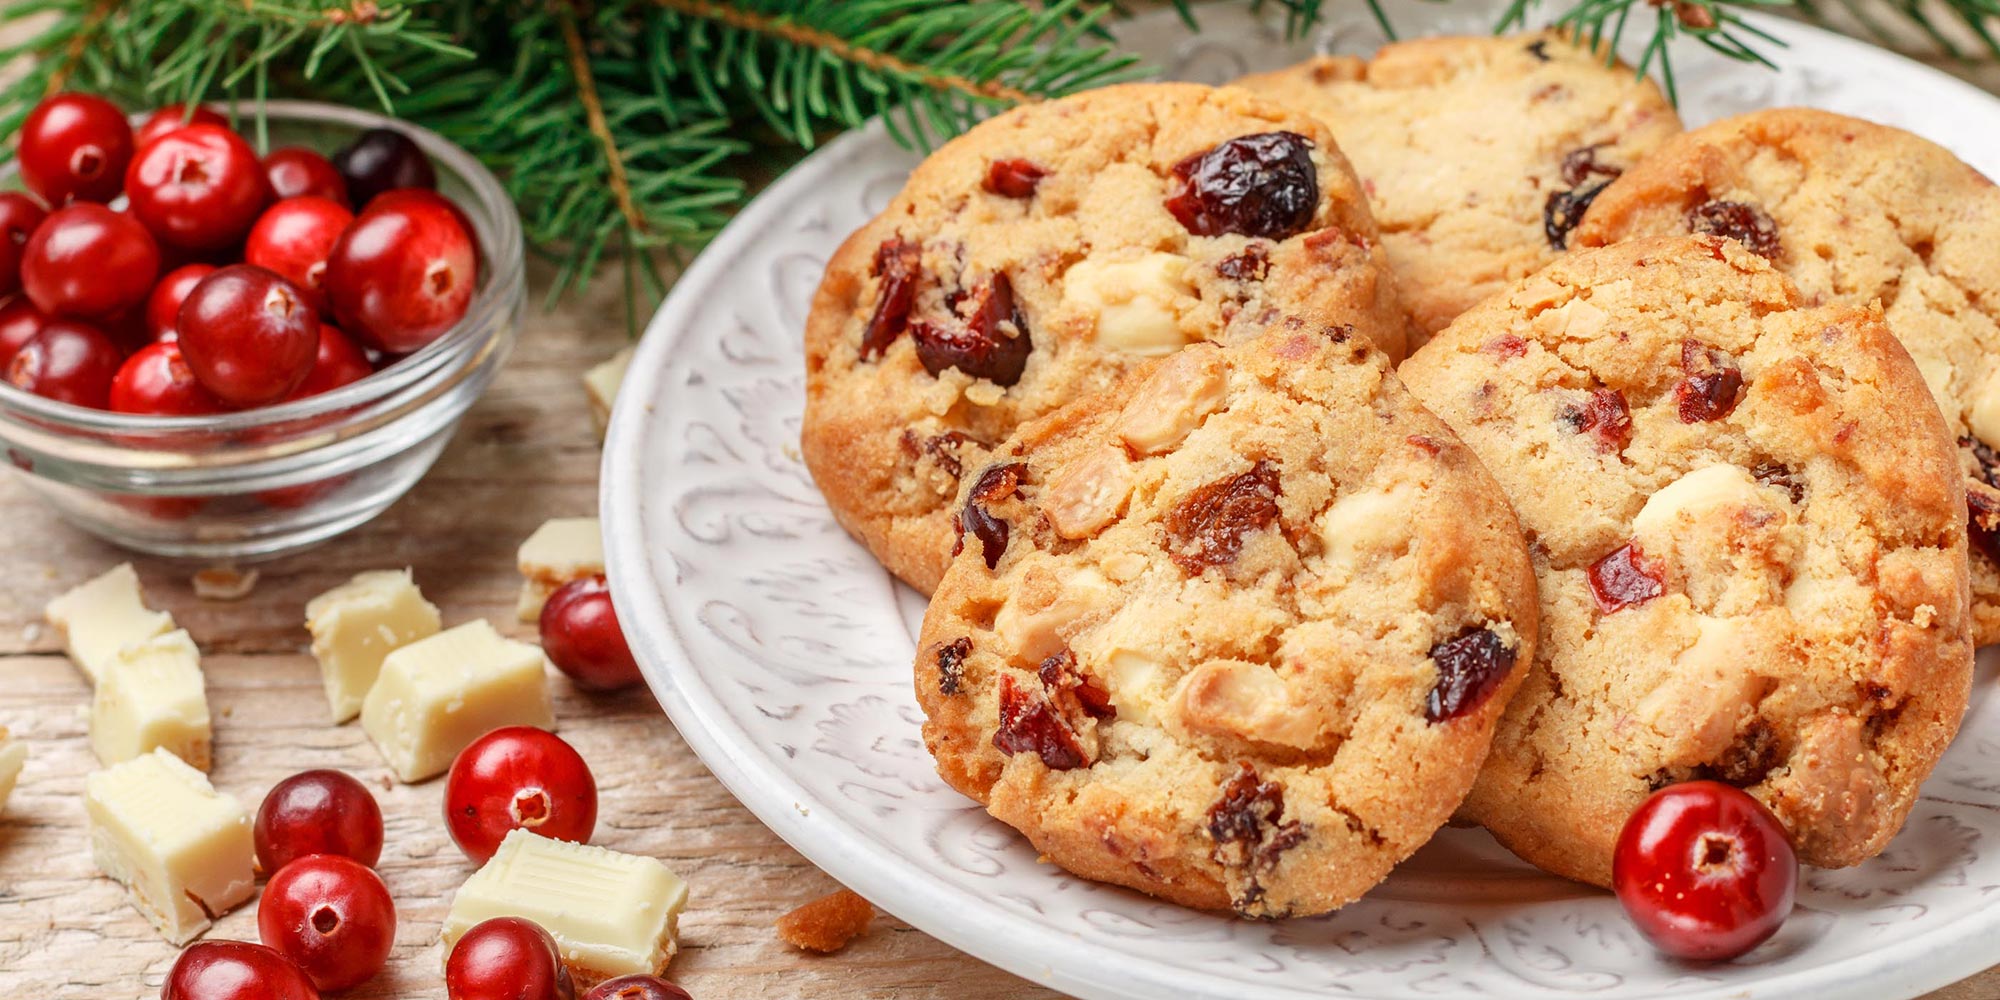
<box><xmin>1235</xmin><ymin>31</ymin><xmax>1682</xmax><ymax>342</ymax></box>
<box><xmin>1400</xmin><ymin>235</ymin><xmax>1973</xmax><ymax>887</ymax></box>
<box><xmin>916</xmin><ymin>317</ymin><xmax>1538</xmax><ymax>918</ymax></box>
<box><xmin>802</xmin><ymin>82</ymin><xmax>1409</xmax><ymax>594</ymax></box>
<box><xmin>1576</xmin><ymin>107</ymin><xmax>2000</xmax><ymax>644</ymax></box>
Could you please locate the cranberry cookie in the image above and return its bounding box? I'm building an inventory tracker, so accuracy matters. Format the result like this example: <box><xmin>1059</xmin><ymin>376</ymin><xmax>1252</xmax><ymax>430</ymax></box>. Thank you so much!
<box><xmin>916</xmin><ymin>317</ymin><xmax>1538</xmax><ymax>917</ymax></box>
<box><xmin>1399</xmin><ymin>235</ymin><xmax>1974</xmax><ymax>887</ymax></box>
<box><xmin>1576</xmin><ymin>108</ymin><xmax>2000</xmax><ymax>644</ymax></box>
<box><xmin>1234</xmin><ymin>31</ymin><xmax>1681</xmax><ymax>341</ymax></box>
<box><xmin>803</xmin><ymin>83</ymin><xmax>1408</xmax><ymax>594</ymax></box>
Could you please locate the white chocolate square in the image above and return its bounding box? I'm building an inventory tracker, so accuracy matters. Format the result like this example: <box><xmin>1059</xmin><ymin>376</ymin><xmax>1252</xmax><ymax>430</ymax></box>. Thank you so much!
<box><xmin>443</xmin><ymin>829</ymin><xmax>688</xmax><ymax>980</ymax></box>
<box><xmin>45</xmin><ymin>564</ymin><xmax>176</xmax><ymax>685</ymax></box>
<box><xmin>517</xmin><ymin>518</ymin><xmax>605</xmax><ymax>622</ymax></box>
<box><xmin>306</xmin><ymin>569</ymin><xmax>444</xmax><ymax>723</ymax></box>
<box><xmin>0</xmin><ymin>729</ymin><xmax>25</xmax><ymax>814</ymax></box>
<box><xmin>360</xmin><ymin>620</ymin><xmax>554</xmax><ymax>783</ymax></box>
<box><xmin>90</xmin><ymin>630</ymin><xmax>211</xmax><ymax>770</ymax></box>
<box><xmin>584</xmin><ymin>346</ymin><xmax>634</xmax><ymax>439</ymax></box>
<box><xmin>85</xmin><ymin>748</ymin><xmax>255</xmax><ymax>944</ymax></box>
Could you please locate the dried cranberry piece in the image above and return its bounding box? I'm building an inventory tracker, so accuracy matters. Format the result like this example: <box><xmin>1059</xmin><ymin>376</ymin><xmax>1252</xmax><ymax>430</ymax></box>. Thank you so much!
<box><xmin>1752</xmin><ymin>461</ymin><xmax>1805</xmax><ymax>504</ymax></box>
<box><xmin>1164</xmin><ymin>132</ymin><xmax>1319</xmax><ymax>240</ymax></box>
<box><xmin>1710</xmin><ymin>718</ymin><xmax>1782</xmax><ymax>787</ymax></box>
<box><xmin>1544</xmin><ymin>182</ymin><xmax>1610</xmax><ymax>250</ymax></box>
<box><xmin>954</xmin><ymin>462</ymin><xmax>1027</xmax><ymax>569</ymax></box>
<box><xmin>861</xmin><ymin>237</ymin><xmax>921</xmax><ymax>360</ymax></box>
<box><xmin>1557</xmin><ymin>388</ymin><xmax>1632</xmax><ymax>453</ymax></box>
<box><xmin>1206</xmin><ymin>763</ymin><xmax>1305</xmax><ymax>910</ymax></box>
<box><xmin>899</xmin><ymin>428</ymin><xmax>977</xmax><ymax>480</ymax></box>
<box><xmin>1039</xmin><ymin>649</ymin><xmax>1115</xmax><ymax>721</ymax></box>
<box><xmin>1161</xmin><ymin>460</ymin><xmax>1284</xmax><ymax>576</ymax></box>
<box><xmin>1216</xmin><ymin>243</ymin><xmax>1270</xmax><ymax>282</ymax></box>
<box><xmin>1588</xmin><ymin>542</ymin><xmax>1665</xmax><ymax>612</ymax></box>
<box><xmin>935</xmin><ymin>637</ymin><xmax>972</xmax><ymax>696</ymax></box>
<box><xmin>992</xmin><ymin>674</ymin><xmax>1086</xmax><ymax>770</ymax></box>
<box><xmin>1964</xmin><ymin>436</ymin><xmax>2000</xmax><ymax>489</ymax></box>
<box><xmin>1560</xmin><ymin>147</ymin><xmax>1623</xmax><ymax>187</ymax></box>
<box><xmin>1687</xmin><ymin>200</ymin><xmax>1780</xmax><ymax>259</ymax></box>
<box><xmin>983</xmin><ymin>159</ymin><xmax>1046</xmax><ymax>199</ymax></box>
<box><xmin>1423</xmin><ymin>627</ymin><xmax>1517</xmax><ymax>723</ymax></box>
<box><xmin>910</xmin><ymin>273</ymin><xmax>1032</xmax><ymax>386</ymax></box>
<box><xmin>1526</xmin><ymin>38</ymin><xmax>1552</xmax><ymax>61</ymax></box>
<box><xmin>1969</xmin><ymin>488</ymin><xmax>2000</xmax><ymax>563</ymax></box>
<box><xmin>1674</xmin><ymin>339</ymin><xmax>1745</xmax><ymax>423</ymax></box>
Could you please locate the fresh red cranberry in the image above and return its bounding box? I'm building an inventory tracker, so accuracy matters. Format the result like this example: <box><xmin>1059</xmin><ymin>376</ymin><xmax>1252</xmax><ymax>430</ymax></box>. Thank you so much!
<box><xmin>1614</xmin><ymin>780</ymin><xmax>1798</xmax><ymax>961</ymax></box>
<box><xmin>17</xmin><ymin>93</ymin><xmax>133</xmax><ymax>205</ymax></box>
<box><xmin>1164</xmin><ymin>131</ymin><xmax>1319</xmax><ymax>239</ymax></box>
<box><xmin>583</xmin><ymin>976</ymin><xmax>693</xmax><ymax>1000</ymax></box>
<box><xmin>255</xmin><ymin>476</ymin><xmax>347</xmax><ymax>510</ymax></box>
<box><xmin>245</xmin><ymin>197</ymin><xmax>355</xmax><ymax>317</ymax></box>
<box><xmin>0</xmin><ymin>297</ymin><xmax>48</xmax><ymax>368</ymax></box>
<box><xmin>0</xmin><ymin>192</ymin><xmax>49</xmax><ymax>296</ymax></box>
<box><xmin>177</xmin><ymin>264</ymin><xmax>319</xmax><ymax>407</ymax></box>
<box><xmin>444</xmin><ymin>727</ymin><xmax>598</xmax><ymax>864</ymax></box>
<box><xmin>446</xmin><ymin>917</ymin><xmax>576</xmax><ymax>1000</ymax></box>
<box><xmin>145</xmin><ymin>263</ymin><xmax>217</xmax><ymax>342</ymax></box>
<box><xmin>163</xmin><ymin>940</ymin><xmax>321</xmax><ymax>1000</ymax></box>
<box><xmin>254</xmin><ymin>769</ymin><xmax>385</xmax><ymax>872</ymax></box>
<box><xmin>6</xmin><ymin>319</ymin><xmax>121</xmax><ymax>407</ymax></box>
<box><xmin>125</xmin><ymin>123</ymin><xmax>271</xmax><ymax>250</ymax></box>
<box><xmin>324</xmin><ymin>192</ymin><xmax>476</xmax><ymax>353</ymax></box>
<box><xmin>20</xmin><ymin>203</ymin><xmax>161</xmax><ymax>319</ymax></box>
<box><xmin>332</xmin><ymin>127</ymin><xmax>436</xmax><ymax>206</ymax></box>
<box><xmin>286</xmin><ymin>323</ymin><xmax>373</xmax><ymax>401</ymax></box>
<box><xmin>540</xmin><ymin>575</ymin><xmax>642</xmax><ymax>691</ymax></box>
<box><xmin>135</xmin><ymin>103</ymin><xmax>230</xmax><ymax>150</ymax></box>
<box><xmin>113</xmin><ymin>493</ymin><xmax>209</xmax><ymax>522</ymax></box>
<box><xmin>258</xmin><ymin>854</ymin><xmax>396</xmax><ymax>992</ymax></box>
<box><xmin>264</xmin><ymin>147</ymin><xmax>351</xmax><ymax>207</ymax></box>
<box><xmin>109</xmin><ymin>342</ymin><xmax>227</xmax><ymax>416</ymax></box>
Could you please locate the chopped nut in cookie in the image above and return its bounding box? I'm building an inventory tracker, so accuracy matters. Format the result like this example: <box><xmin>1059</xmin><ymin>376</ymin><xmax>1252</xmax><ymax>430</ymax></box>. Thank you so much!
<box><xmin>1115</xmin><ymin>349</ymin><xmax>1229</xmax><ymax>455</ymax></box>
<box><xmin>1043</xmin><ymin>446</ymin><xmax>1135</xmax><ymax>539</ymax></box>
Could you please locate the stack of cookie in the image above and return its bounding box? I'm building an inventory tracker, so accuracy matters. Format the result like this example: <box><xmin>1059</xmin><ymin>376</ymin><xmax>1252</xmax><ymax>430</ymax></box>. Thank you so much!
<box><xmin>799</xmin><ymin>32</ymin><xmax>1982</xmax><ymax>920</ymax></box>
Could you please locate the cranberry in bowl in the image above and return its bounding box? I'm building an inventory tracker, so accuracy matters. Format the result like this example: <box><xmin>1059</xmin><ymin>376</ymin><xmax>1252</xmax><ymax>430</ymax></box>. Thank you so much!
<box><xmin>0</xmin><ymin>100</ymin><xmax>523</xmax><ymax>559</ymax></box>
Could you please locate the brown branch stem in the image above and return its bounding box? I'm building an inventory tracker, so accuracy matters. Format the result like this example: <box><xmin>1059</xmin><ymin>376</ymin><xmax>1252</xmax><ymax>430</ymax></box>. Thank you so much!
<box><xmin>557</xmin><ymin>7</ymin><xmax>650</xmax><ymax>236</ymax></box>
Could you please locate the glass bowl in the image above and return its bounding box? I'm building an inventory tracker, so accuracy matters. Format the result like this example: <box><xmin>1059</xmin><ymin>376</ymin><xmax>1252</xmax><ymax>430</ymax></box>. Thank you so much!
<box><xmin>0</xmin><ymin>100</ymin><xmax>525</xmax><ymax>561</ymax></box>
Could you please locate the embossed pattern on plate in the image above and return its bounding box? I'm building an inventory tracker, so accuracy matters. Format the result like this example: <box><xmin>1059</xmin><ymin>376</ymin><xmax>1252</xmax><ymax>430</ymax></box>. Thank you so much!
<box><xmin>603</xmin><ymin>5</ymin><xmax>2000</xmax><ymax>998</ymax></box>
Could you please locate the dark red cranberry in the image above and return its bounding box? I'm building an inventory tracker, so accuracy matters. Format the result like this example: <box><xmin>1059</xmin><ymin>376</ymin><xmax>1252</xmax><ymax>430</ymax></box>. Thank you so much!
<box><xmin>1675</xmin><ymin>340</ymin><xmax>1744</xmax><ymax>423</ymax></box>
<box><xmin>285</xmin><ymin>323</ymin><xmax>373</xmax><ymax>401</ymax></box>
<box><xmin>954</xmin><ymin>462</ymin><xmax>1026</xmax><ymax>569</ymax></box>
<box><xmin>5</xmin><ymin>319</ymin><xmax>121</xmax><ymax>407</ymax></box>
<box><xmin>445</xmin><ymin>917</ymin><xmax>576</xmax><ymax>1000</ymax></box>
<box><xmin>264</xmin><ymin>146</ymin><xmax>351</xmax><ymax>206</ymax></box>
<box><xmin>983</xmin><ymin>158</ymin><xmax>1046</xmax><ymax>198</ymax></box>
<box><xmin>332</xmin><ymin>128</ymin><xmax>437</xmax><ymax>206</ymax></box>
<box><xmin>176</xmin><ymin>264</ymin><xmax>319</xmax><ymax>407</ymax></box>
<box><xmin>0</xmin><ymin>192</ymin><xmax>48</xmax><ymax>296</ymax></box>
<box><xmin>910</xmin><ymin>273</ymin><xmax>1031</xmax><ymax>385</ymax></box>
<box><xmin>1424</xmin><ymin>627</ymin><xmax>1516</xmax><ymax>722</ymax></box>
<box><xmin>1544</xmin><ymin>181</ymin><xmax>1611</xmax><ymax>249</ymax></box>
<box><xmin>0</xmin><ymin>297</ymin><xmax>48</xmax><ymax>368</ymax></box>
<box><xmin>443</xmin><ymin>727</ymin><xmax>599</xmax><ymax>864</ymax></box>
<box><xmin>255</xmin><ymin>769</ymin><xmax>385</xmax><ymax>872</ymax></box>
<box><xmin>144</xmin><ymin>263</ymin><xmax>217</xmax><ymax>342</ymax></box>
<box><xmin>1161</xmin><ymin>460</ymin><xmax>1284</xmax><ymax>576</ymax></box>
<box><xmin>323</xmin><ymin>191</ymin><xmax>477</xmax><ymax>353</ymax></box>
<box><xmin>860</xmin><ymin>236</ymin><xmax>920</xmax><ymax>360</ymax></box>
<box><xmin>125</xmin><ymin>123</ymin><xmax>271</xmax><ymax>250</ymax></box>
<box><xmin>1688</xmin><ymin>201</ymin><xmax>1780</xmax><ymax>259</ymax></box>
<box><xmin>992</xmin><ymin>673</ymin><xmax>1086</xmax><ymax>770</ymax></box>
<box><xmin>20</xmin><ymin>203</ymin><xmax>160</xmax><ymax>319</ymax></box>
<box><xmin>1588</xmin><ymin>542</ymin><xmax>1665</xmax><ymax>612</ymax></box>
<box><xmin>583</xmin><ymin>976</ymin><xmax>694</xmax><ymax>1000</ymax></box>
<box><xmin>540</xmin><ymin>574</ymin><xmax>643</xmax><ymax>691</ymax></box>
<box><xmin>1614</xmin><ymin>780</ymin><xmax>1798</xmax><ymax>961</ymax></box>
<box><xmin>1164</xmin><ymin>132</ymin><xmax>1319</xmax><ymax>239</ymax></box>
<box><xmin>17</xmin><ymin>93</ymin><xmax>133</xmax><ymax>205</ymax></box>
<box><xmin>1557</xmin><ymin>387</ymin><xmax>1632</xmax><ymax>453</ymax></box>
<box><xmin>245</xmin><ymin>197</ymin><xmax>355</xmax><ymax>318</ymax></box>
<box><xmin>135</xmin><ymin>103</ymin><xmax>229</xmax><ymax>150</ymax></box>
<box><xmin>163</xmin><ymin>940</ymin><xmax>321</xmax><ymax>1000</ymax></box>
<box><xmin>109</xmin><ymin>342</ymin><xmax>227</xmax><ymax>416</ymax></box>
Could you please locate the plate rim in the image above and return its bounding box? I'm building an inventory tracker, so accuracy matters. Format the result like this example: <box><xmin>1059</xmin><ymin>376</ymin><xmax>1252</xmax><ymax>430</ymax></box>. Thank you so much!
<box><xmin>601</xmin><ymin>12</ymin><xmax>2000</xmax><ymax>999</ymax></box>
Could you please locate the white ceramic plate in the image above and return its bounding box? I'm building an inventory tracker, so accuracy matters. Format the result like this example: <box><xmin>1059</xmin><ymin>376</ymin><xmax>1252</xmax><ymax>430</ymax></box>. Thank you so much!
<box><xmin>602</xmin><ymin>5</ymin><xmax>2000</xmax><ymax>997</ymax></box>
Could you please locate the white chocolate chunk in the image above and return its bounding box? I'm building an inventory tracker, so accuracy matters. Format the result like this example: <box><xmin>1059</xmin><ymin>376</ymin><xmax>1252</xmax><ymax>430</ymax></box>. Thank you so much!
<box><xmin>994</xmin><ymin>567</ymin><xmax>1114</xmax><ymax>662</ymax></box>
<box><xmin>443</xmin><ymin>829</ymin><xmax>689</xmax><ymax>980</ymax></box>
<box><xmin>1114</xmin><ymin>348</ymin><xmax>1228</xmax><ymax>456</ymax></box>
<box><xmin>91</xmin><ymin>630</ymin><xmax>211</xmax><ymax>770</ymax></box>
<box><xmin>1316</xmin><ymin>484</ymin><xmax>1414</xmax><ymax>566</ymax></box>
<box><xmin>307</xmin><ymin>569</ymin><xmax>444</xmax><ymax>724</ymax></box>
<box><xmin>1043</xmin><ymin>446</ymin><xmax>1134</xmax><ymax>539</ymax></box>
<box><xmin>1064</xmin><ymin>251</ymin><xmax>1197</xmax><ymax>356</ymax></box>
<box><xmin>0</xmin><ymin>729</ymin><xmax>24</xmax><ymax>814</ymax></box>
<box><xmin>361</xmin><ymin>620</ymin><xmax>554</xmax><ymax>783</ymax></box>
<box><xmin>1632</xmin><ymin>464</ymin><xmax>1766</xmax><ymax>543</ymax></box>
<box><xmin>45</xmin><ymin>564</ymin><xmax>176</xmax><ymax>685</ymax></box>
<box><xmin>85</xmin><ymin>748</ymin><xmax>254</xmax><ymax>945</ymax></box>
<box><xmin>1101</xmin><ymin>649</ymin><xmax>1168</xmax><ymax>724</ymax></box>
<box><xmin>517</xmin><ymin>517</ymin><xmax>605</xmax><ymax>622</ymax></box>
<box><xmin>1968</xmin><ymin>368</ymin><xmax>2000</xmax><ymax>448</ymax></box>
<box><xmin>1172</xmin><ymin>660</ymin><xmax>1320</xmax><ymax>749</ymax></box>
<box><xmin>585</xmin><ymin>346</ymin><xmax>635</xmax><ymax>439</ymax></box>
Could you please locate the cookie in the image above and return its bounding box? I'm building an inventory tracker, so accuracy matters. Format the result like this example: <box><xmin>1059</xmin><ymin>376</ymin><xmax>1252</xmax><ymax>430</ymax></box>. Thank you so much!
<box><xmin>915</xmin><ymin>316</ymin><xmax>1538</xmax><ymax>917</ymax></box>
<box><xmin>802</xmin><ymin>82</ymin><xmax>1409</xmax><ymax>594</ymax></box>
<box><xmin>1575</xmin><ymin>107</ymin><xmax>2000</xmax><ymax>645</ymax></box>
<box><xmin>1234</xmin><ymin>31</ymin><xmax>1682</xmax><ymax>341</ymax></box>
<box><xmin>1398</xmin><ymin>235</ymin><xmax>1974</xmax><ymax>887</ymax></box>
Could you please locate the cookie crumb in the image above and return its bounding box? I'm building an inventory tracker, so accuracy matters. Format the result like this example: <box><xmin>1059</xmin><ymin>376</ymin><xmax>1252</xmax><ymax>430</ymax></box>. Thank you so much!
<box><xmin>192</xmin><ymin>567</ymin><xmax>259</xmax><ymax>601</ymax></box>
<box><xmin>776</xmin><ymin>888</ymin><xmax>874</xmax><ymax>954</ymax></box>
